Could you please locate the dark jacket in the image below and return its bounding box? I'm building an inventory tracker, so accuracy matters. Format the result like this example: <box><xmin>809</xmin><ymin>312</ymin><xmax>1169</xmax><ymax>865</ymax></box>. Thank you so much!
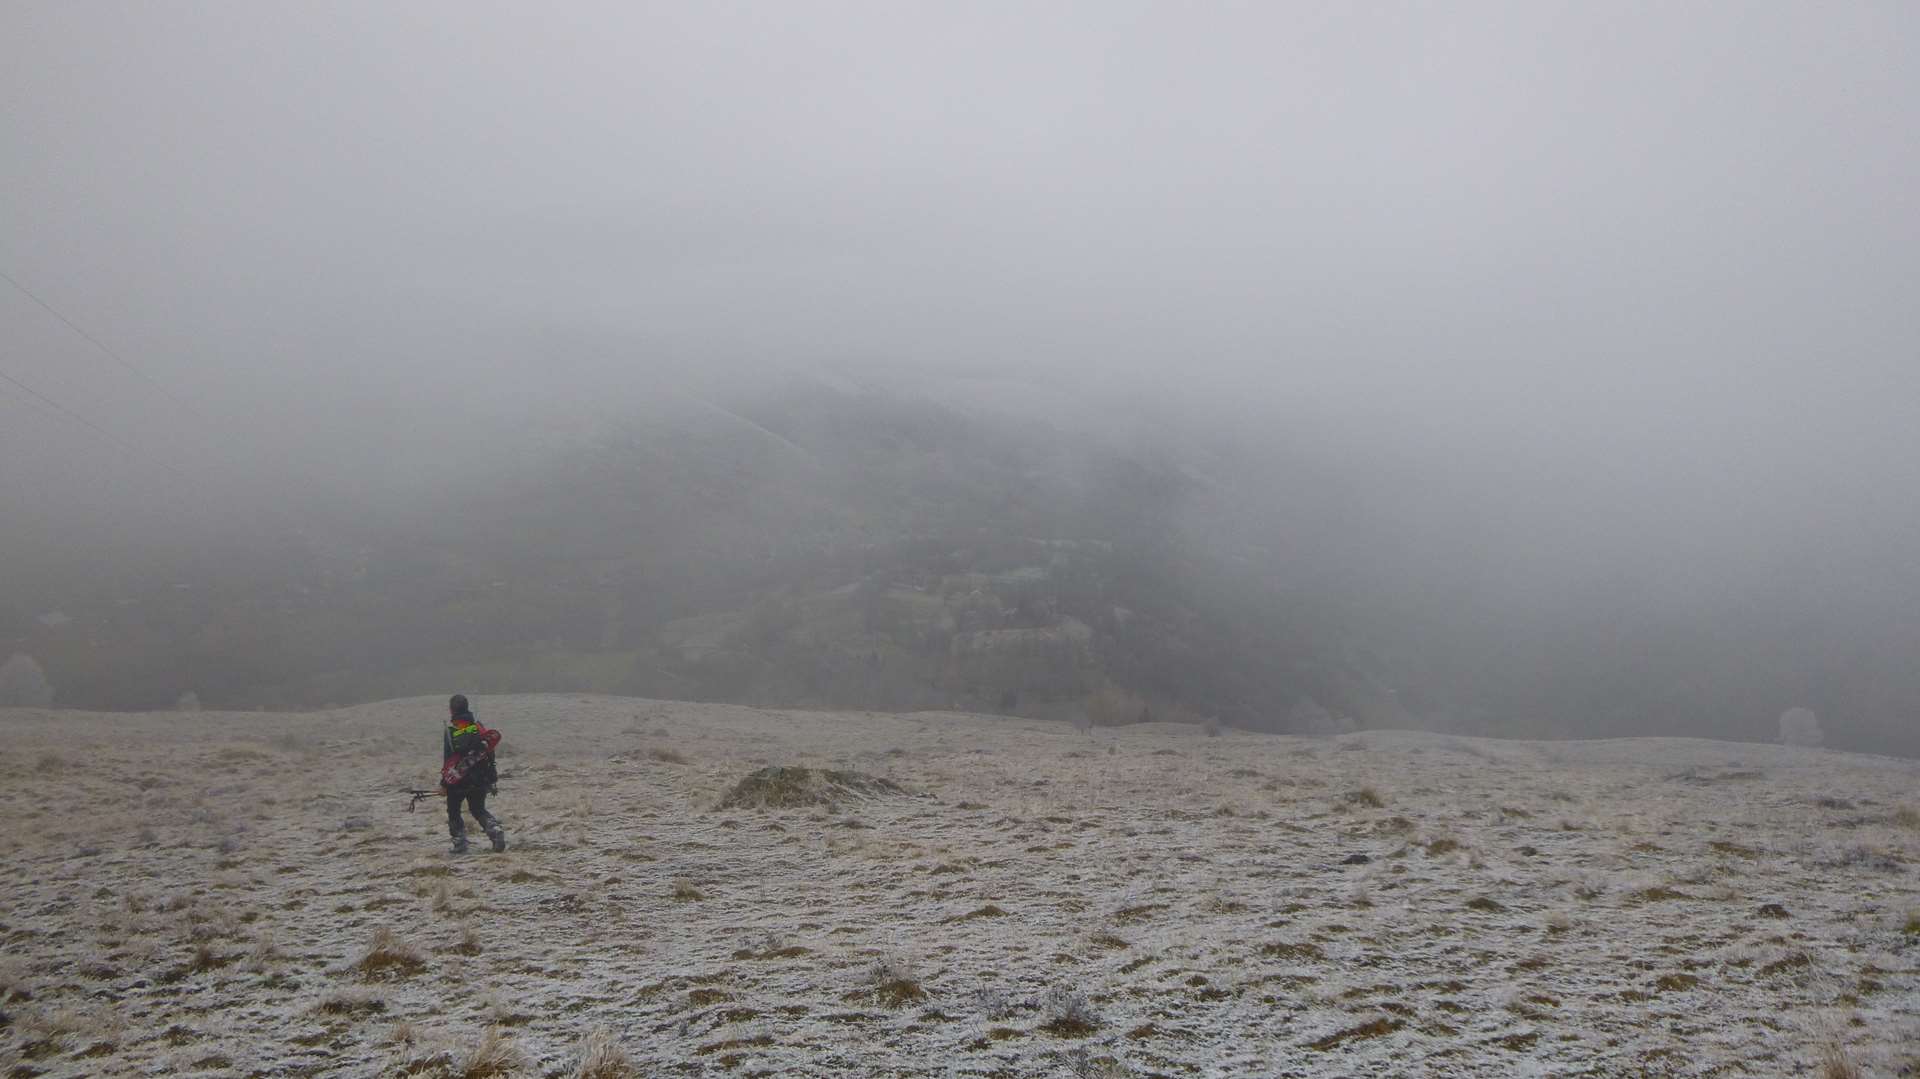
<box><xmin>442</xmin><ymin>711</ymin><xmax>497</xmax><ymax>791</ymax></box>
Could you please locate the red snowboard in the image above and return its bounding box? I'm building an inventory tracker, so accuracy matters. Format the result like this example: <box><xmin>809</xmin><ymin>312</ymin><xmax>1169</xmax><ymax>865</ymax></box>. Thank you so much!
<box><xmin>441</xmin><ymin>724</ymin><xmax>502</xmax><ymax>787</ymax></box>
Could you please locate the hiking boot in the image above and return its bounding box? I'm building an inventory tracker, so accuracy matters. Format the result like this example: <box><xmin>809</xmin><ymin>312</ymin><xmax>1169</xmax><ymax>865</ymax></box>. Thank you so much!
<box><xmin>485</xmin><ymin>822</ymin><xmax>507</xmax><ymax>853</ymax></box>
<box><xmin>450</xmin><ymin>832</ymin><xmax>469</xmax><ymax>855</ymax></box>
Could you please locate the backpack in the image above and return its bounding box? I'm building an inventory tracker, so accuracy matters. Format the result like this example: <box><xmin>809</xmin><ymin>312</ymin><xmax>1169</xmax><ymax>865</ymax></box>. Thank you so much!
<box><xmin>442</xmin><ymin>722</ymin><xmax>502</xmax><ymax>788</ymax></box>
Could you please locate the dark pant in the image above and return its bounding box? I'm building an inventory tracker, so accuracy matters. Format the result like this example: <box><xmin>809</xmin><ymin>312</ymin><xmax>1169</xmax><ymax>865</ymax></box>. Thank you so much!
<box><xmin>446</xmin><ymin>786</ymin><xmax>497</xmax><ymax>837</ymax></box>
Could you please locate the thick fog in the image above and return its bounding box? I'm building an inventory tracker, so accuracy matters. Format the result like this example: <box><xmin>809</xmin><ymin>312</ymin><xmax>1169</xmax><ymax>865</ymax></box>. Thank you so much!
<box><xmin>3</xmin><ymin>4</ymin><xmax>1917</xmax><ymax>753</ymax></box>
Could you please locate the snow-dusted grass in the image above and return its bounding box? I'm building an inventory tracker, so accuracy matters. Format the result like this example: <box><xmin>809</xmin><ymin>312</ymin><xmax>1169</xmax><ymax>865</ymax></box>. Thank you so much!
<box><xmin>1</xmin><ymin>697</ymin><xmax>1916</xmax><ymax>1076</ymax></box>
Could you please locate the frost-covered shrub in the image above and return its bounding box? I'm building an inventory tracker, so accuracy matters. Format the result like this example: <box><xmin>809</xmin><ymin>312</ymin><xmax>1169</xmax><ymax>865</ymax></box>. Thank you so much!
<box><xmin>1067</xmin><ymin>1047</ymin><xmax>1137</xmax><ymax>1078</ymax></box>
<box><xmin>1779</xmin><ymin>707</ymin><xmax>1823</xmax><ymax>748</ymax></box>
<box><xmin>1038</xmin><ymin>986</ymin><xmax>1101</xmax><ymax>1034</ymax></box>
<box><xmin>1815</xmin><ymin>844</ymin><xmax>1902</xmax><ymax>873</ymax></box>
<box><xmin>0</xmin><ymin>653</ymin><xmax>53</xmax><ymax>707</ymax></box>
<box><xmin>972</xmin><ymin>986</ymin><xmax>1017</xmax><ymax>1020</ymax></box>
<box><xmin>1567</xmin><ymin>872</ymin><xmax>1608</xmax><ymax>901</ymax></box>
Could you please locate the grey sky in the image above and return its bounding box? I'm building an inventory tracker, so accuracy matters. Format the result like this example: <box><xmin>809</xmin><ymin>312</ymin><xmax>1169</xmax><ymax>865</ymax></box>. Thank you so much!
<box><xmin>2</xmin><ymin>2</ymin><xmax>1916</xmax><ymax>522</ymax></box>
<box><xmin>5</xmin><ymin>2</ymin><xmax>1920</xmax><ymax>752</ymax></box>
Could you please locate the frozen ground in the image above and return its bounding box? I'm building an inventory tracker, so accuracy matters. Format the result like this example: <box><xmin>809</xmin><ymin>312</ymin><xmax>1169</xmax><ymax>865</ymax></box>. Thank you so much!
<box><xmin>1</xmin><ymin>695</ymin><xmax>1916</xmax><ymax>1077</ymax></box>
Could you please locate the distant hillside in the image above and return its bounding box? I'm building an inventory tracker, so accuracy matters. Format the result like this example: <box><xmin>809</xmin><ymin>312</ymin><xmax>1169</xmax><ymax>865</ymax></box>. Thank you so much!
<box><xmin>7</xmin><ymin>371</ymin><xmax>1917</xmax><ymax>757</ymax></box>
<box><xmin>2</xmin><ymin>376</ymin><xmax>1382</xmax><ymax>731</ymax></box>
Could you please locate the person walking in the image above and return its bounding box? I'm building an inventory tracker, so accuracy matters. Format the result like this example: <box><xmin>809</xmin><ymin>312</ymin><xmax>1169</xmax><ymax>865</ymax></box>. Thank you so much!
<box><xmin>440</xmin><ymin>694</ymin><xmax>506</xmax><ymax>853</ymax></box>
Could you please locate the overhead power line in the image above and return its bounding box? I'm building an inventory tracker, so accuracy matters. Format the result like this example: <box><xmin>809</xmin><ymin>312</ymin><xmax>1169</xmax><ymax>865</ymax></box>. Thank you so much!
<box><xmin>0</xmin><ymin>267</ymin><xmax>214</xmax><ymax>425</ymax></box>
<box><xmin>0</xmin><ymin>371</ymin><xmax>68</xmax><ymax>426</ymax></box>
<box><xmin>0</xmin><ymin>364</ymin><xmax>190</xmax><ymax>480</ymax></box>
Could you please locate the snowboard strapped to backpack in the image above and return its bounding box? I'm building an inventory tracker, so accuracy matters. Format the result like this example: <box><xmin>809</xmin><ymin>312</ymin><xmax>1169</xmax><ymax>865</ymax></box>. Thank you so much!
<box><xmin>442</xmin><ymin>721</ymin><xmax>502</xmax><ymax>788</ymax></box>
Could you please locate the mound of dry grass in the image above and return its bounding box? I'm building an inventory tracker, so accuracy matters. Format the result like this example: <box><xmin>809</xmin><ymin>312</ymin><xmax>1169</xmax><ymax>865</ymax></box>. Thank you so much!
<box><xmin>391</xmin><ymin>1028</ymin><xmax>527</xmax><ymax>1079</ymax></box>
<box><xmin>316</xmin><ymin>989</ymin><xmax>388</xmax><ymax>1017</ymax></box>
<box><xmin>716</xmin><ymin>767</ymin><xmax>907</xmax><ymax>810</ymax></box>
<box><xmin>1820</xmin><ymin>1040</ymin><xmax>1862</xmax><ymax>1079</ymax></box>
<box><xmin>1306</xmin><ymin>1017</ymin><xmax>1403</xmax><ymax>1052</ymax></box>
<box><xmin>571</xmin><ymin>1027</ymin><xmax>635</xmax><ymax>1079</ymax></box>
<box><xmin>460</xmin><ymin>1028</ymin><xmax>526</xmax><ymax>1079</ymax></box>
<box><xmin>862</xmin><ymin>954</ymin><xmax>925</xmax><ymax>1008</ymax></box>
<box><xmin>1038</xmin><ymin>987</ymin><xmax>1100</xmax><ymax>1036</ymax></box>
<box><xmin>356</xmin><ymin>927</ymin><xmax>427</xmax><ymax>981</ymax></box>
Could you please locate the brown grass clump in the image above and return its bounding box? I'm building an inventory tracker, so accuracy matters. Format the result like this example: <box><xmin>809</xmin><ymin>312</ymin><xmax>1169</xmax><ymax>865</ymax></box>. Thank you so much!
<box><xmin>390</xmin><ymin>1039</ymin><xmax>465</xmax><ymax>1075</ymax></box>
<box><xmin>1820</xmin><ymin>1041</ymin><xmax>1863</xmax><ymax>1079</ymax></box>
<box><xmin>1464</xmin><ymin>897</ymin><xmax>1506</xmax><ymax>914</ymax></box>
<box><xmin>1110</xmin><ymin>903</ymin><xmax>1169</xmax><ymax>926</ymax></box>
<box><xmin>715</xmin><ymin>767</ymin><xmax>906</xmax><ymax>810</ymax></box>
<box><xmin>244</xmin><ymin>929</ymin><xmax>280</xmax><ymax>972</ymax></box>
<box><xmin>872</xmin><ymin>978</ymin><xmax>926</xmax><ymax>1007</ymax></box>
<box><xmin>1037</xmin><ymin>987</ymin><xmax>1100</xmax><ymax>1036</ymax></box>
<box><xmin>695</xmin><ymin>1033</ymin><xmax>775</xmax><ymax>1059</ymax></box>
<box><xmin>1068</xmin><ymin>1052</ymin><xmax>1137</xmax><ymax>1078</ymax></box>
<box><xmin>1306</xmin><ymin>1017</ymin><xmax>1404</xmax><ymax>1051</ymax></box>
<box><xmin>1654</xmin><ymin>973</ymin><xmax>1701</xmax><ymax>993</ymax></box>
<box><xmin>1344</xmin><ymin>788</ymin><xmax>1385</xmax><ymax>809</ymax></box>
<box><xmin>356</xmin><ymin>927</ymin><xmax>427</xmax><ymax>981</ymax></box>
<box><xmin>1894</xmin><ymin>806</ymin><xmax>1920</xmax><ymax>831</ymax></box>
<box><xmin>570</xmin><ymin>1028</ymin><xmax>635</xmax><ymax>1079</ymax></box>
<box><xmin>15</xmin><ymin>1006</ymin><xmax>102</xmax><ymax>1042</ymax></box>
<box><xmin>1903</xmin><ymin>910</ymin><xmax>1920</xmax><ymax>936</ymax></box>
<box><xmin>732</xmin><ymin>934</ymin><xmax>809</xmax><ymax>960</ymax></box>
<box><xmin>386</xmin><ymin>1021</ymin><xmax>421</xmax><ymax>1047</ymax></box>
<box><xmin>866</xmin><ymin>955</ymin><xmax>924</xmax><ymax>1008</ymax></box>
<box><xmin>459</xmin><ymin>1027</ymin><xmax>526</xmax><ymax>1078</ymax></box>
<box><xmin>945</xmin><ymin>904</ymin><xmax>1007</xmax><ymax>923</ymax></box>
<box><xmin>647</xmin><ymin>746</ymin><xmax>689</xmax><ymax>765</ymax></box>
<box><xmin>1760</xmin><ymin>951</ymin><xmax>1814</xmax><ymax>978</ymax></box>
<box><xmin>671</xmin><ymin>880</ymin><xmax>705</xmax><ymax>902</ymax></box>
<box><xmin>187</xmin><ymin>941</ymin><xmax>231</xmax><ymax>973</ymax></box>
<box><xmin>317</xmin><ymin>989</ymin><xmax>388</xmax><ymax>1017</ymax></box>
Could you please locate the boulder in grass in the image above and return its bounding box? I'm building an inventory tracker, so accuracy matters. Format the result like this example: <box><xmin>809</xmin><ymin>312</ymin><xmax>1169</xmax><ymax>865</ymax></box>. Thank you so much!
<box><xmin>716</xmin><ymin>767</ymin><xmax>907</xmax><ymax>810</ymax></box>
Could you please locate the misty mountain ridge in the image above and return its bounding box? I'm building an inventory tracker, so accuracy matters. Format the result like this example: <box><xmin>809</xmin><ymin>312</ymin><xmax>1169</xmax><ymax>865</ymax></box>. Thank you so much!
<box><xmin>0</xmin><ymin>372</ymin><xmax>1364</xmax><ymax>722</ymax></box>
<box><xmin>4</xmin><ymin>371</ymin><xmax>1913</xmax><ymax>757</ymax></box>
